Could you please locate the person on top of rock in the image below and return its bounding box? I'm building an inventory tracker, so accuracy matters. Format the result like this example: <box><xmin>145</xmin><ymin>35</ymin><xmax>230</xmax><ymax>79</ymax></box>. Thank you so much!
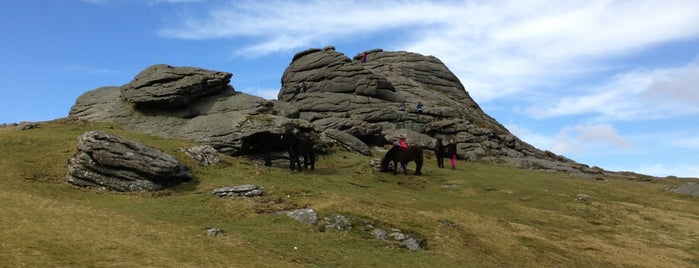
<box><xmin>416</xmin><ymin>102</ymin><xmax>423</xmax><ymax>113</ymax></box>
<box><xmin>360</xmin><ymin>52</ymin><xmax>367</xmax><ymax>63</ymax></box>
<box><xmin>446</xmin><ymin>138</ymin><xmax>457</xmax><ymax>170</ymax></box>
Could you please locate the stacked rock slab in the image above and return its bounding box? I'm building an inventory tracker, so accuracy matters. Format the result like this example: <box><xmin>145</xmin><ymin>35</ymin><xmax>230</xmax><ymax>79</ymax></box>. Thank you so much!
<box><xmin>68</xmin><ymin>49</ymin><xmax>606</xmax><ymax>174</ymax></box>
<box><xmin>69</xmin><ymin>64</ymin><xmax>301</xmax><ymax>155</ymax></box>
<box><xmin>278</xmin><ymin>47</ymin><xmax>587</xmax><ymax>172</ymax></box>
<box><xmin>67</xmin><ymin>131</ymin><xmax>192</xmax><ymax>191</ymax></box>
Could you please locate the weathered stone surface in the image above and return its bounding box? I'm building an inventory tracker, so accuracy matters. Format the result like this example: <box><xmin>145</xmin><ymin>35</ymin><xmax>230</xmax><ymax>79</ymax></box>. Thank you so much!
<box><xmin>321</xmin><ymin>213</ymin><xmax>426</xmax><ymax>251</ymax></box>
<box><xmin>324</xmin><ymin>129</ymin><xmax>371</xmax><ymax>155</ymax></box>
<box><xmin>212</xmin><ymin>184</ymin><xmax>264</xmax><ymax>197</ymax></box>
<box><xmin>121</xmin><ymin>64</ymin><xmax>232</xmax><ymax>108</ymax></box>
<box><xmin>66</xmin><ymin>49</ymin><xmax>644</xmax><ymax>176</ymax></box>
<box><xmin>181</xmin><ymin>145</ymin><xmax>220</xmax><ymax>166</ymax></box>
<box><xmin>279</xmin><ymin>208</ymin><xmax>318</xmax><ymax>226</ymax></box>
<box><xmin>666</xmin><ymin>182</ymin><xmax>699</xmax><ymax>197</ymax></box>
<box><xmin>66</xmin><ymin>131</ymin><xmax>192</xmax><ymax>191</ymax></box>
<box><xmin>16</xmin><ymin>121</ymin><xmax>38</xmax><ymax>130</ymax></box>
<box><xmin>69</xmin><ymin>76</ymin><xmax>300</xmax><ymax>156</ymax></box>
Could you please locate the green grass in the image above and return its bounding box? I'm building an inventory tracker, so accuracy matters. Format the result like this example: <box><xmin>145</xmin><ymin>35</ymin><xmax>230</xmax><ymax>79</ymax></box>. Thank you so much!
<box><xmin>1</xmin><ymin>119</ymin><xmax>697</xmax><ymax>267</ymax></box>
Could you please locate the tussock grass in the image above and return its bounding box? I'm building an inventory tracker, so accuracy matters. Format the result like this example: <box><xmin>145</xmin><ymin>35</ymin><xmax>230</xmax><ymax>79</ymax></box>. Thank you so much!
<box><xmin>1</xmin><ymin>119</ymin><xmax>697</xmax><ymax>267</ymax></box>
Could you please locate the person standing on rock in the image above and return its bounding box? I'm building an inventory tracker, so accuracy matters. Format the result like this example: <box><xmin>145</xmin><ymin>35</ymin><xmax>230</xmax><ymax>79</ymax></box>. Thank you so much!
<box><xmin>446</xmin><ymin>138</ymin><xmax>457</xmax><ymax>170</ymax></box>
<box><xmin>360</xmin><ymin>52</ymin><xmax>367</xmax><ymax>63</ymax></box>
<box><xmin>416</xmin><ymin>102</ymin><xmax>423</xmax><ymax>113</ymax></box>
<box><xmin>435</xmin><ymin>138</ymin><xmax>445</xmax><ymax>168</ymax></box>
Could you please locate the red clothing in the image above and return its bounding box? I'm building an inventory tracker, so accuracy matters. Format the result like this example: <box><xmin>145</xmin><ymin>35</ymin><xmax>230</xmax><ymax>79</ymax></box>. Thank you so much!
<box><xmin>399</xmin><ymin>139</ymin><xmax>408</xmax><ymax>148</ymax></box>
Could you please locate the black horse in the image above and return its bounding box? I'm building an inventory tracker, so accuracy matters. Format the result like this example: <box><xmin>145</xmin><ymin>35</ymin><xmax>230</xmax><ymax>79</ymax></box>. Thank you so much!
<box><xmin>380</xmin><ymin>145</ymin><xmax>423</xmax><ymax>175</ymax></box>
<box><xmin>435</xmin><ymin>138</ymin><xmax>445</xmax><ymax>168</ymax></box>
<box><xmin>240</xmin><ymin>131</ymin><xmax>284</xmax><ymax>166</ymax></box>
<box><xmin>282</xmin><ymin>128</ymin><xmax>315</xmax><ymax>171</ymax></box>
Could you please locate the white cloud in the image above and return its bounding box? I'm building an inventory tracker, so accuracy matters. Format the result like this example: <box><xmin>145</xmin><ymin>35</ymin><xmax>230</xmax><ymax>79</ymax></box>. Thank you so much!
<box><xmin>551</xmin><ymin>124</ymin><xmax>633</xmax><ymax>156</ymax></box>
<box><xmin>524</xmin><ymin>61</ymin><xmax>699</xmax><ymax>120</ymax></box>
<box><xmin>671</xmin><ymin>136</ymin><xmax>699</xmax><ymax>149</ymax></box>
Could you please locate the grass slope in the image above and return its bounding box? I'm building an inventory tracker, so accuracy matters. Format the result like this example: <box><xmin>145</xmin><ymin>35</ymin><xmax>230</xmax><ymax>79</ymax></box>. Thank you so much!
<box><xmin>1</xmin><ymin>119</ymin><xmax>697</xmax><ymax>267</ymax></box>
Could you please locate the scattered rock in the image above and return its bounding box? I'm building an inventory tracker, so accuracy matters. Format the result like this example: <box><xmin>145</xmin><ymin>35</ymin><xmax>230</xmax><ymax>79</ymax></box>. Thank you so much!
<box><xmin>66</xmin><ymin>130</ymin><xmax>192</xmax><ymax>191</ymax></box>
<box><xmin>16</xmin><ymin>121</ymin><xmax>37</xmax><ymax>130</ymax></box>
<box><xmin>206</xmin><ymin>228</ymin><xmax>224</xmax><ymax>236</ymax></box>
<box><xmin>279</xmin><ymin>208</ymin><xmax>318</xmax><ymax>226</ymax></box>
<box><xmin>665</xmin><ymin>182</ymin><xmax>699</xmax><ymax>197</ymax></box>
<box><xmin>181</xmin><ymin>145</ymin><xmax>220</xmax><ymax>166</ymax></box>
<box><xmin>575</xmin><ymin>193</ymin><xmax>591</xmax><ymax>202</ymax></box>
<box><xmin>212</xmin><ymin>184</ymin><xmax>264</xmax><ymax>197</ymax></box>
<box><xmin>321</xmin><ymin>213</ymin><xmax>426</xmax><ymax>250</ymax></box>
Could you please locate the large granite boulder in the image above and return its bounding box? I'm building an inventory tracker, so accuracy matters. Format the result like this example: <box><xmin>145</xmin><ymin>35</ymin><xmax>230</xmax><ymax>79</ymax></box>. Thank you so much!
<box><xmin>278</xmin><ymin>47</ymin><xmax>586</xmax><ymax>172</ymax></box>
<box><xmin>69</xmin><ymin>65</ymin><xmax>304</xmax><ymax>156</ymax></box>
<box><xmin>66</xmin><ymin>131</ymin><xmax>192</xmax><ymax>191</ymax></box>
<box><xmin>121</xmin><ymin>64</ymin><xmax>232</xmax><ymax>108</ymax></box>
<box><xmin>67</xmin><ymin>48</ymin><xmax>639</xmax><ymax>176</ymax></box>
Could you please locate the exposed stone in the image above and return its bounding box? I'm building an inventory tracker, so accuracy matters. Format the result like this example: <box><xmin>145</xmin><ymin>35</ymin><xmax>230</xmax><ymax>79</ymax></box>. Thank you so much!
<box><xmin>279</xmin><ymin>208</ymin><xmax>318</xmax><ymax>226</ymax></box>
<box><xmin>575</xmin><ymin>193</ymin><xmax>592</xmax><ymax>202</ymax></box>
<box><xmin>212</xmin><ymin>184</ymin><xmax>264</xmax><ymax>197</ymax></box>
<box><xmin>324</xmin><ymin>129</ymin><xmax>371</xmax><ymax>155</ymax></box>
<box><xmin>666</xmin><ymin>182</ymin><xmax>699</xmax><ymax>197</ymax></box>
<box><xmin>66</xmin><ymin>130</ymin><xmax>192</xmax><ymax>191</ymax></box>
<box><xmin>181</xmin><ymin>145</ymin><xmax>220</xmax><ymax>166</ymax></box>
<box><xmin>121</xmin><ymin>64</ymin><xmax>232</xmax><ymax>109</ymax></box>
<box><xmin>16</xmin><ymin>121</ymin><xmax>38</xmax><ymax>130</ymax></box>
<box><xmin>206</xmin><ymin>228</ymin><xmax>224</xmax><ymax>236</ymax></box>
<box><xmin>321</xmin><ymin>213</ymin><xmax>426</xmax><ymax>250</ymax></box>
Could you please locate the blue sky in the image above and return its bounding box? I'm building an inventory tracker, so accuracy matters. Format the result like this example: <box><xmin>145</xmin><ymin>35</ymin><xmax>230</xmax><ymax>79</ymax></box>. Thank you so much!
<box><xmin>2</xmin><ymin>0</ymin><xmax>698</xmax><ymax>178</ymax></box>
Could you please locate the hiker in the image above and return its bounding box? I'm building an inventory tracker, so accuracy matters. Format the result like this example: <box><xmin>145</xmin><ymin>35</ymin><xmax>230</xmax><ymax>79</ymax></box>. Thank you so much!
<box><xmin>398</xmin><ymin>101</ymin><xmax>406</xmax><ymax>111</ymax></box>
<box><xmin>360</xmin><ymin>52</ymin><xmax>367</xmax><ymax>63</ymax></box>
<box><xmin>398</xmin><ymin>134</ymin><xmax>408</xmax><ymax>148</ymax></box>
<box><xmin>416</xmin><ymin>102</ymin><xmax>423</xmax><ymax>113</ymax></box>
<box><xmin>446</xmin><ymin>138</ymin><xmax>457</xmax><ymax>170</ymax></box>
<box><xmin>435</xmin><ymin>138</ymin><xmax>445</xmax><ymax>168</ymax></box>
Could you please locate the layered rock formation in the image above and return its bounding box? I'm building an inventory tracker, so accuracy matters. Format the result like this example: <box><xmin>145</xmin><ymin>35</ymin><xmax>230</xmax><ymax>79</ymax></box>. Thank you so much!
<box><xmin>69</xmin><ymin>48</ymin><xmax>601</xmax><ymax>174</ymax></box>
<box><xmin>67</xmin><ymin>131</ymin><xmax>192</xmax><ymax>191</ymax></box>
<box><xmin>279</xmin><ymin>47</ymin><xmax>588</xmax><ymax>172</ymax></box>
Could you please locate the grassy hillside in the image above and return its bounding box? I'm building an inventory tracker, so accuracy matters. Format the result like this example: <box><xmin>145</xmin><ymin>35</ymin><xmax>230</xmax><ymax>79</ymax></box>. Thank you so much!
<box><xmin>1</xmin><ymin>119</ymin><xmax>697</xmax><ymax>267</ymax></box>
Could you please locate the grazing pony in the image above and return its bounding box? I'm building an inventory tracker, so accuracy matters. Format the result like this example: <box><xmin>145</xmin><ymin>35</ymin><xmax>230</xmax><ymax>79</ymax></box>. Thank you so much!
<box><xmin>240</xmin><ymin>131</ymin><xmax>284</xmax><ymax>166</ymax></box>
<box><xmin>380</xmin><ymin>145</ymin><xmax>423</xmax><ymax>175</ymax></box>
<box><xmin>282</xmin><ymin>128</ymin><xmax>315</xmax><ymax>171</ymax></box>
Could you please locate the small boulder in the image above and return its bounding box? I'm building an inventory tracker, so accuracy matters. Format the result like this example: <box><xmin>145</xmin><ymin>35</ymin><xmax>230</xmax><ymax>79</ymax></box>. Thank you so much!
<box><xmin>66</xmin><ymin>131</ymin><xmax>193</xmax><ymax>191</ymax></box>
<box><xmin>279</xmin><ymin>208</ymin><xmax>318</xmax><ymax>226</ymax></box>
<box><xmin>181</xmin><ymin>145</ymin><xmax>220</xmax><ymax>166</ymax></box>
<box><xmin>212</xmin><ymin>184</ymin><xmax>264</xmax><ymax>197</ymax></box>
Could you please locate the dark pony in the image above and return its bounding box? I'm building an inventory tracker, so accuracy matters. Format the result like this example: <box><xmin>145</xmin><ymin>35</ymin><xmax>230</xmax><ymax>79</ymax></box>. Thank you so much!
<box><xmin>434</xmin><ymin>138</ymin><xmax>445</xmax><ymax>168</ymax></box>
<box><xmin>240</xmin><ymin>131</ymin><xmax>284</xmax><ymax>167</ymax></box>
<box><xmin>380</xmin><ymin>145</ymin><xmax>423</xmax><ymax>175</ymax></box>
<box><xmin>282</xmin><ymin>128</ymin><xmax>315</xmax><ymax>171</ymax></box>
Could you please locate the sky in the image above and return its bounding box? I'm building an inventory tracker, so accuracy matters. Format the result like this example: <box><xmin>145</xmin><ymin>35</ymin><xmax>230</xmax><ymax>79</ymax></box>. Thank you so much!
<box><xmin>2</xmin><ymin>0</ymin><xmax>698</xmax><ymax>178</ymax></box>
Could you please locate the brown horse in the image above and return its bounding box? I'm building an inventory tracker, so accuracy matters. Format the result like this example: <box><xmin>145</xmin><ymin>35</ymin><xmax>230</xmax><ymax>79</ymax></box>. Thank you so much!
<box><xmin>380</xmin><ymin>145</ymin><xmax>423</xmax><ymax>175</ymax></box>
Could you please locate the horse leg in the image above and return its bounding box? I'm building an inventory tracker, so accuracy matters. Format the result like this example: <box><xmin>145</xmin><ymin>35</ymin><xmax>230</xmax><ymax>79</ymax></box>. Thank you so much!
<box><xmin>264</xmin><ymin>150</ymin><xmax>272</xmax><ymax>167</ymax></box>
<box><xmin>401</xmin><ymin>161</ymin><xmax>408</xmax><ymax>175</ymax></box>
<box><xmin>392</xmin><ymin>160</ymin><xmax>398</xmax><ymax>175</ymax></box>
<box><xmin>309</xmin><ymin>151</ymin><xmax>315</xmax><ymax>170</ymax></box>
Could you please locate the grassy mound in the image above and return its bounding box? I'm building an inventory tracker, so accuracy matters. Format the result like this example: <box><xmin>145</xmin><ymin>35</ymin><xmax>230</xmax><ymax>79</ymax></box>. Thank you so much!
<box><xmin>1</xmin><ymin>119</ymin><xmax>697</xmax><ymax>267</ymax></box>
